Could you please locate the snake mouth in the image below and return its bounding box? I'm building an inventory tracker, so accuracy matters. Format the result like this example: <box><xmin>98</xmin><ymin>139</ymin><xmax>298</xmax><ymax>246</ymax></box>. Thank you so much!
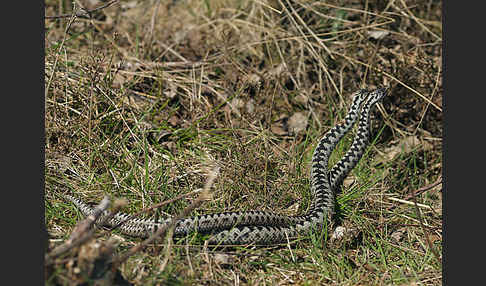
<box><xmin>375</xmin><ymin>86</ymin><xmax>388</xmax><ymax>96</ymax></box>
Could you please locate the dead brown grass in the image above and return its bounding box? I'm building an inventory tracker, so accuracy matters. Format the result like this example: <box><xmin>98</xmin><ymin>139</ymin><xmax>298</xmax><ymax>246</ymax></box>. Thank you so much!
<box><xmin>45</xmin><ymin>0</ymin><xmax>442</xmax><ymax>285</ymax></box>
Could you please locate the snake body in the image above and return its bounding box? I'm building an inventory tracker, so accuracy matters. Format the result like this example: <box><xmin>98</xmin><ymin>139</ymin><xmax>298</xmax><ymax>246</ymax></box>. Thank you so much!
<box><xmin>64</xmin><ymin>87</ymin><xmax>387</xmax><ymax>245</ymax></box>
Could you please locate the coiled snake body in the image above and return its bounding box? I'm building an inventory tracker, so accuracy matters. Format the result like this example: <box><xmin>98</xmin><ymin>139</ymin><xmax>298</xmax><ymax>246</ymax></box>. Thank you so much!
<box><xmin>64</xmin><ymin>87</ymin><xmax>387</xmax><ymax>245</ymax></box>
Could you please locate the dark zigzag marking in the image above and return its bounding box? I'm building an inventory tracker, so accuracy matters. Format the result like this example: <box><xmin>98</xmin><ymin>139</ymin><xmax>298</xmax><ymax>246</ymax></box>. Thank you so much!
<box><xmin>63</xmin><ymin>88</ymin><xmax>386</xmax><ymax>244</ymax></box>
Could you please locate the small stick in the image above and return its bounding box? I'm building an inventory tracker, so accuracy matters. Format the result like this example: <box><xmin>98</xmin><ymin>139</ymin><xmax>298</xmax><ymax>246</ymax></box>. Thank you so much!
<box><xmin>403</xmin><ymin>177</ymin><xmax>442</xmax><ymax>201</ymax></box>
<box><xmin>45</xmin><ymin>0</ymin><xmax>119</xmax><ymax>19</ymax></box>
<box><xmin>408</xmin><ymin>175</ymin><xmax>441</xmax><ymax>262</ymax></box>
<box><xmin>388</xmin><ymin>197</ymin><xmax>434</xmax><ymax>210</ymax></box>
<box><xmin>111</xmin><ymin>189</ymin><xmax>210</xmax><ymax>268</ymax></box>
<box><xmin>386</xmin><ymin>176</ymin><xmax>442</xmax><ymax>212</ymax></box>
<box><xmin>45</xmin><ymin>196</ymin><xmax>111</xmax><ymax>264</ymax></box>
<box><xmin>112</xmin><ymin>167</ymin><xmax>218</xmax><ymax>269</ymax></box>
<box><xmin>109</xmin><ymin>189</ymin><xmax>203</xmax><ymax>231</ymax></box>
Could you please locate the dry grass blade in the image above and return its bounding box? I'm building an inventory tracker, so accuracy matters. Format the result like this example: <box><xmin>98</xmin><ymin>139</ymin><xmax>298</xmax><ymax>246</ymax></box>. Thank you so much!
<box><xmin>44</xmin><ymin>0</ymin><xmax>119</xmax><ymax>19</ymax></box>
<box><xmin>409</xmin><ymin>175</ymin><xmax>442</xmax><ymax>263</ymax></box>
<box><xmin>403</xmin><ymin>176</ymin><xmax>442</xmax><ymax>201</ymax></box>
<box><xmin>45</xmin><ymin>0</ymin><xmax>442</xmax><ymax>284</ymax></box>
<box><xmin>397</xmin><ymin>0</ymin><xmax>441</xmax><ymax>41</ymax></box>
<box><xmin>111</xmin><ymin>167</ymin><xmax>218</xmax><ymax>269</ymax></box>
<box><xmin>109</xmin><ymin>188</ymin><xmax>203</xmax><ymax>232</ymax></box>
<box><xmin>333</xmin><ymin>50</ymin><xmax>442</xmax><ymax>112</ymax></box>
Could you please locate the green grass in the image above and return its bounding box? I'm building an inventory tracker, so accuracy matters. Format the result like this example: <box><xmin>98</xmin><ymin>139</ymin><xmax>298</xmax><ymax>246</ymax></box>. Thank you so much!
<box><xmin>44</xmin><ymin>0</ymin><xmax>442</xmax><ymax>284</ymax></box>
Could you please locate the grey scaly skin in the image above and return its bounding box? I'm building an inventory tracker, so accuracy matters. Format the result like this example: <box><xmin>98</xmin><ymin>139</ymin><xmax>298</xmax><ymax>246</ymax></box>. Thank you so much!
<box><xmin>63</xmin><ymin>87</ymin><xmax>387</xmax><ymax>245</ymax></box>
<box><xmin>63</xmin><ymin>90</ymin><xmax>368</xmax><ymax>239</ymax></box>
<box><xmin>64</xmin><ymin>89</ymin><xmax>369</xmax><ymax>234</ymax></box>
<box><xmin>328</xmin><ymin>87</ymin><xmax>387</xmax><ymax>194</ymax></box>
<box><xmin>204</xmin><ymin>89</ymin><xmax>380</xmax><ymax>244</ymax></box>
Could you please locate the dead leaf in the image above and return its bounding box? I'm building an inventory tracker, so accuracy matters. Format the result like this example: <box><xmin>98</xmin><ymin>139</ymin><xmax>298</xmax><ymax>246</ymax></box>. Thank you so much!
<box><xmin>391</xmin><ymin>227</ymin><xmax>407</xmax><ymax>242</ymax></box>
<box><xmin>343</xmin><ymin>176</ymin><xmax>356</xmax><ymax>188</ymax></box>
<box><xmin>330</xmin><ymin>226</ymin><xmax>347</xmax><ymax>241</ymax></box>
<box><xmin>112</xmin><ymin>61</ymin><xmax>140</xmax><ymax>88</ymax></box>
<box><xmin>367</xmin><ymin>30</ymin><xmax>390</xmax><ymax>40</ymax></box>
<box><xmin>380</xmin><ymin>136</ymin><xmax>433</xmax><ymax>162</ymax></box>
<box><xmin>246</xmin><ymin>99</ymin><xmax>255</xmax><ymax>114</ymax></box>
<box><xmin>293</xmin><ymin>93</ymin><xmax>309</xmax><ymax>105</ymax></box>
<box><xmin>268</xmin><ymin>63</ymin><xmax>287</xmax><ymax>77</ymax></box>
<box><xmin>245</xmin><ymin>73</ymin><xmax>261</xmax><ymax>85</ymax></box>
<box><xmin>230</xmin><ymin>97</ymin><xmax>245</xmax><ymax>117</ymax></box>
<box><xmin>168</xmin><ymin>115</ymin><xmax>180</xmax><ymax>127</ymax></box>
<box><xmin>213</xmin><ymin>253</ymin><xmax>232</xmax><ymax>266</ymax></box>
<box><xmin>271</xmin><ymin>114</ymin><xmax>289</xmax><ymax>135</ymax></box>
<box><xmin>288</xmin><ymin>112</ymin><xmax>308</xmax><ymax>135</ymax></box>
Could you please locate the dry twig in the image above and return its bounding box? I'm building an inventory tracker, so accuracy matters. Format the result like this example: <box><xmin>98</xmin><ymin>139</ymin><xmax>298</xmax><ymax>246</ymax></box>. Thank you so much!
<box><xmin>45</xmin><ymin>0</ymin><xmax>118</xmax><ymax>19</ymax></box>
<box><xmin>45</xmin><ymin>195</ymin><xmax>111</xmax><ymax>264</ymax></box>
<box><xmin>112</xmin><ymin>167</ymin><xmax>219</xmax><ymax>269</ymax></box>
<box><xmin>403</xmin><ymin>176</ymin><xmax>442</xmax><ymax>201</ymax></box>
<box><xmin>109</xmin><ymin>188</ymin><xmax>203</xmax><ymax>232</ymax></box>
<box><xmin>408</xmin><ymin>175</ymin><xmax>441</xmax><ymax>262</ymax></box>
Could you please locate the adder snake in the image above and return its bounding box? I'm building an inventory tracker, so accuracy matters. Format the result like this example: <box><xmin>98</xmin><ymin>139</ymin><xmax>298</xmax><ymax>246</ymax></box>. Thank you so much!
<box><xmin>64</xmin><ymin>87</ymin><xmax>387</xmax><ymax>245</ymax></box>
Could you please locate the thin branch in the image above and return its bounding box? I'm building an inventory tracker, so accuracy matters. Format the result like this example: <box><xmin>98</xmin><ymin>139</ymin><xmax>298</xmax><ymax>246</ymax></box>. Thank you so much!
<box><xmin>409</xmin><ymin>175</ymin><xmax>441</xmax><ymax>262</ymax></box>
<box><xmin>403</xmin><ymin>176</ymin><xmax>442</xmax><ymax>201</ymax></box>
<box><xmin>45</xmin><ymin>0</ymin><xmax>119</xmax><ymax>19</ymax></box>
<box><xmin>111</xmin><ymin>190</ymin><xmax>209</xmax><ymax>268</ymax></box>
<box><xmin>387</xmin><ymin>176</ymin><xmax>442</xmax><ymax>212</ymax></box>
<box><xmin>45</xmin><ymin>196</ymin><xmax>111</xmax><ymax>264</ymax></box>
<box><xmin>111</xmin><ymin>167</ymin><xmax>219</xmax><ymax>269</ymax></box>
<box><xmin>109</xmin><ymin>189</ymin><xmax>203</xmax><ymax>231</ymax></box>
<box><xmin>45</xmin><ymin>11</ymin><xmax>77</xmax><ymax>99</ymax></box>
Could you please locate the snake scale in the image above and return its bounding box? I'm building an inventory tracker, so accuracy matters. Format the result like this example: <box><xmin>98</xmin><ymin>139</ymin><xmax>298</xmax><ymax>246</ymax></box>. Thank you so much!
<box><xmin>64</xmin><ymin>87</ymin><xmax>387</xmax><ymax>245</ymax></box>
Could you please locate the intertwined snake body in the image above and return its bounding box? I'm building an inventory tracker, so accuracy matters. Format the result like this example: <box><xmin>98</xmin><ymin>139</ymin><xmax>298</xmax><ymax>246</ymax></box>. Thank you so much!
<box><xmin>64</xmin><ymin>87</ymin><xmax>387</xmax><ymax>245</ymax></box>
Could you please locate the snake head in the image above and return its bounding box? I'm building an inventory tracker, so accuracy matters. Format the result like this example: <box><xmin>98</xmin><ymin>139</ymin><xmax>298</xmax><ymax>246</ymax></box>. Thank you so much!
<box><xmin>368</xmin><ymin>87</ymin><xmax>388</xmax><ymax>105</ymax></box>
